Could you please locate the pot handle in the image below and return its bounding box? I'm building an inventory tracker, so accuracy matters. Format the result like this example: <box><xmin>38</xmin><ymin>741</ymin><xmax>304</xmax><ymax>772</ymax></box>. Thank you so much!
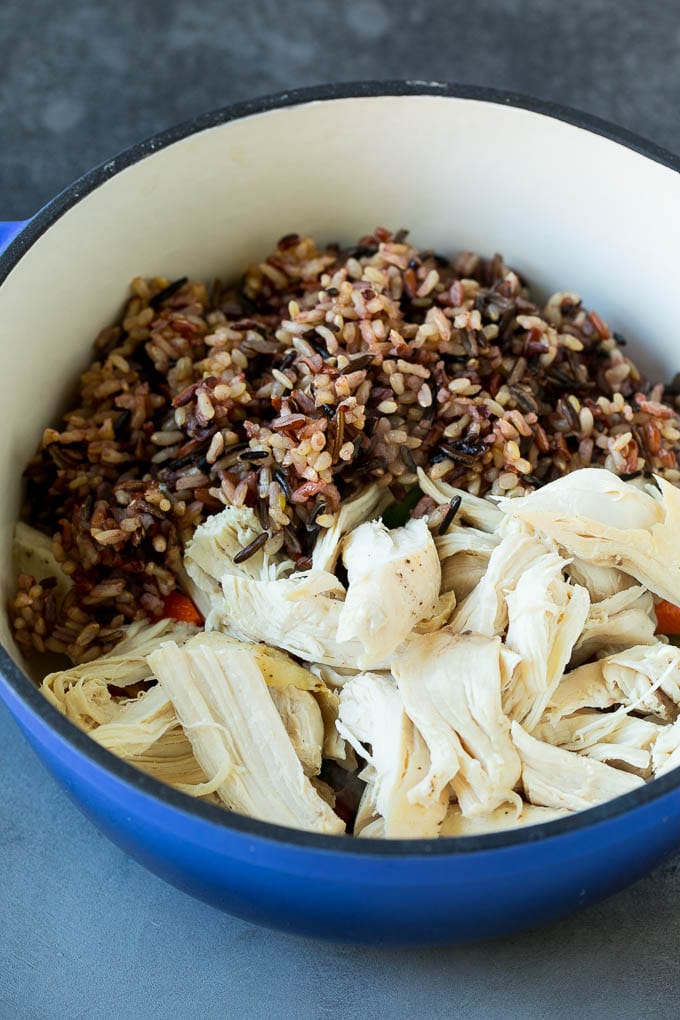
<box><xmin>0</xmin><ymin>220</ymin><xmax>29</xmax><ymax>255</ymax></box>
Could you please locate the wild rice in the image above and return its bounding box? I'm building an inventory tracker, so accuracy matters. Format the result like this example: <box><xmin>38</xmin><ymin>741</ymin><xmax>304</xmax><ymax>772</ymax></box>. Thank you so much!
<box><xmin>12</xmin><ymin>227</ymin><xmax>680</xmax><ymax>661</ymax></box>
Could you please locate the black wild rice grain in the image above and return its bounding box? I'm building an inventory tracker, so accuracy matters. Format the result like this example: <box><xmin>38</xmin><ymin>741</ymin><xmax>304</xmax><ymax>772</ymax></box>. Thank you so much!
<box><xmin>308</xmin><ymin>500</ymin><xmax>327</xmax><ymax>528</ymax></box>
<box><xmin>233</xmin><ymin>530</ymin><xmax>269</xmax><ymax>564</ymax></box>
<box><xmin>113</xmin><ymin>408</ymin><xmax>131</xmax><ymax>438</ymax></box>
<box><xmin>437</xmin><ymin>496</ymin><xmax>462</xmax><ymax>535</ymax></box>
<box><xmin>273</xmin><ymin>469</ymin><xmax>291</xmax><ymax>501</ymax></box>
<box><xmin>238</xmin><ymin>450</ymin><xmax>270</xmax><ymax>462</ymax></box>
<box><xmin>149</xmin><ymin>276</ymin><xmax>189</xmax><ymax>308</ymax></box>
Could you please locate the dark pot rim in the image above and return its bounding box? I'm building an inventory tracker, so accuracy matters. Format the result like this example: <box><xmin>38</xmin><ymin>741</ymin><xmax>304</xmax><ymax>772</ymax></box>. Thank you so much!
<box><xmin>2</xmin><ymin>80</ymin><xmax>679</xmax><ymax>859</ymax></box>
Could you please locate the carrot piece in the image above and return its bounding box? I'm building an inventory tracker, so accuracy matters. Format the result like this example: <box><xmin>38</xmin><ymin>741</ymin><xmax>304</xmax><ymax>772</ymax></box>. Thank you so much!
<box><xmin>654</xmin><ymin>599</ymin><xmax>680</xmax><ymax>635</ymax></box>
<box><xmin>163</xmin><ymin>591</ymin><xmax>203</xmax><ymax>626</ymax></box>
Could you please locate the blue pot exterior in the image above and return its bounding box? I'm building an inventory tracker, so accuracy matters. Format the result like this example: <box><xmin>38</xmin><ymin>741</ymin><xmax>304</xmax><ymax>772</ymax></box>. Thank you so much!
<box><xmin>3</xmin><ymin>84</ymin><xmax>680</xmax><ymax>946</ymax></box>
<box><xmin>0</xmin><ymin>220</ymin><xmax>29</xmax><ymax>252</ymax></box>
<box><xmin>3</xmin><ymin>671</ymin><xmax>680</xmax><ymax>946</ymax></box>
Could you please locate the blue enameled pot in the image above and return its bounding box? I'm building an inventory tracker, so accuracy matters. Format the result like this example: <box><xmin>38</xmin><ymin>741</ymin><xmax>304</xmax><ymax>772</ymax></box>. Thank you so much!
<box><xmin>1</xmin><ymin>83</ymin><xmax>680</xmax><ymax>945</ymax></box>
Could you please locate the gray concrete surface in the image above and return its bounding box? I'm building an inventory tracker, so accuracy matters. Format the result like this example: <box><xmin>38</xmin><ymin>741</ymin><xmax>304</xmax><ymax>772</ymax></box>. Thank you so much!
<box><xmin>2</xmin><ymin>0</ymin><xmax>680</xmax><ymax>1016</ymax></box>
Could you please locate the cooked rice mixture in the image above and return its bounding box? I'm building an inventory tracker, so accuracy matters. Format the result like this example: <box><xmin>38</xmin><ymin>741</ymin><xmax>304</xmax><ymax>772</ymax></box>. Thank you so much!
<box><xmin>12</xmin><ymin>227</ymin><xmax>680</xmax><ymax>663</ymax></box>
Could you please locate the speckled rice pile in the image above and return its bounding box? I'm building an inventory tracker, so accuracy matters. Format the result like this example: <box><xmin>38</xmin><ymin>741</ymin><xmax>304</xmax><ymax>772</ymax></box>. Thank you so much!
<box><xmin>11</xmin><ymin>227</ymin><xmax>680</xmax><ymax>662</ymax></box>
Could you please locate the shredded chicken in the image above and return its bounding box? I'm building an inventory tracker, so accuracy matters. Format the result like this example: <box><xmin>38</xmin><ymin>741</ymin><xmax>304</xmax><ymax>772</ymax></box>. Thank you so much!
<box><xmin>571</xmin><ymin>585</ymin><xmax>657</xmax><ymax>666</ymax></box>
<box><xmin>535</xmin><ymin>710</ymin><xmax>663</xmax><ymax>772</ymax></box>
<box><xmin>92</xmin><ymin>684</ymin><xmax>176</xmax><ymax>758</ymax></box>
<box><xmin>501</xmin><ymin>468</ymin><xmax>680</xmax><ymax>604</ymax></box>
<box><xmin>414</xmin><ymin>590</ymin><xmax>457</xmax><ymax>633</ymax></box>
<box><xmin>148</xmin><ymin>633</ymin><xmax>344</xmax><ymax>833</ymax></box>
<box><xmin>549</xmin><ymin>642</ymin><xmax>680</xmax><ymax>725</ymax></box>
<box><xmin>393</xmin><ymin>630</ymin><xmax>521</xmax><ymax>816</ymax></box>
<box><xmin>184</xmin><ymin>505</ymin><xmax>294</xmax><ymax>617</ymax></box>
<box><xmin>269</xmin><ymin>686</ymin><xmax>324</xmax><ymax>777</ymax></box>
<box><xmin>312</xmin><ymin>485</ymin><xmax>390</xmax><ymax>573</ymax></box>
<box><xmin>214</xmin><ymin>570</ymin><xmax>374</xmax><ymax>668</ymax></box>
<box><xmin>440</xmin><ymin>550</ymin><xmax>491</xmax><ymax>603</ymax></box>
<box><xmin>33</xmin><ymin>463</ymin><xmax>680</xmax><ymax>840</ymax></box>
<box><xmin>451</xmin><ymin>520</ymin><xmax>553</xmax><ymax>637</ymax></box>
<box><xmin>652</xmin><ymin>719</ymin><xmax>680</xmax><ymax>777</ymax></box>
<box><xmin>136</xmin><ymin>735</ymin><xmax>218</xmax><ymax>796</ymax></box>
<box><xmin>503</xmin><ymin>552</ymin><xmax>590</xmax><ymax>731</ymax></box>
<box><xmin>337</xmin><ymin>672</ymin><xmax>447</xmax><ymax>838</ymax></box>
<box><xmin>41</xmin><ymin>619</ymin><xmax>197</xmax><ymax>730</ymax></box>
<box><xmin>600</xmin><ymin>644</ymin><xmax>680</xmax><ymax>720</ymax></box>
<box><xmin>90</xmin><ymin>691</ymin><xmax>227</xmax><ymax>799</ymax></box>
<box><xmin>187</xmin><ymin>505</ymin><xmax>293</xmax><ymax>584</ymax></box>
<box><xmin>337</xmin><ymin>517</ymin><xmax>441</xmax><ymax>663</ymax></box>
<box><xmin>441</xmin><ymin>801</ymin><xmax>567</xmax><ymax>836</ymax></box>
<box><xmin>566</xmin><ymin>558</ymin><xmax>634</xmax><ymax>603</ymax></box>
<box><xmin>435</xmin><ymin>524</ymin><xmax>500</xmax><ymax>561</ymax></box>
<box><xmin>417</xmin><ymin>467</ymin><xmax>502</xmax><ymax>532</ymax></box>
<box><xmin>511</xmin><ymin>721</ymin><xmax>644</xmax><ymax>811</ymax></box>
<box><xmin>436</xmin><ymin>524</ymin><xmax>499</xmax><ymax>602</ymax></box>
<box><xmin>547</xmin><ymin>659</ymin><xmax>623</xmax><ymax>720</ymax></box>
<box><xmin>308</xmin><ymin>663</ymin><xmax>363</xmax><ymax>688</ymax></box>
<box><xmin>501</xmin><ymin>468</ymin><xmax>662</xmax><ymax>531</ymax></box>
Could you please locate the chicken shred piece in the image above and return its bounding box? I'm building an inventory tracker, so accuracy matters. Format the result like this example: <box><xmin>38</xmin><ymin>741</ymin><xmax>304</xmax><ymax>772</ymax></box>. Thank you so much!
<box><xmin>337</xmin><ymin>672</ymin><xmax>447</xmax><ymax>838</ymax></box>
<box><xmin>41</xmin><ymin>619</ymin><xmax>197</xmax><ymax>730</ymax></box>
<box><xmin>511</xmin><ymin>721</ymin><xmax>644</xmax><ymax>811</ymax></box>
<box><xmin>435</xmin><ymin>524</ymin><xmax>500</xmax><ymax>561</ymax></box>
<box><xmin>353</xmin><ymin>785</ymin><xmax>383</xmax><ymax>838</ymax></box>
<box><xmin>193</xmin><ymin>635</ymin><xmax>348</xmax><ymax>768</ymax></box>
<box><xmin>89</xmin><ymin>692</ymin><xmax>226</xmax><ymax>800</ymax></box>
<box><xmin>503</xmin><ymin>552</ymin><xmax>590</xmax><ymax>731</ymax></box>
<box><xmin>148</xmin><ymin>633</ymin><xmax>344</xmax><ymax>834</ymax></box>
<box><xmin>269</xmin><ymin>686</ymin><xmax>324</xmax><ymax>777</ymax></box>
<box><xmin>566</xmin><ymin>557</ymin><xmax>634</xmax><ymax>602</ymax></box>
<box><xmin>652</xmin><ymin>719</ymin><xmax>680</xmax><ymax>777</ymax></box>
<box><xmin>500</xmin><ymin>467</ymin><xmax>680</xmax><ymax>604</ymax></box>
<box><xmin>308</xmin><ymin>662</ymin><xmax>363</xmax><ymax>689</ymax></box>
<box><xmin>436</xmin><ymin>525</ymin><xmax>499</xmax><ymax>602</ymax></box>
<box><xmin>184</xmin><ymin>505</ymin><xmax>294</xmax><ymax>616</ymax></box>
<box><xmin>570</xmin><ymin>585</ymin><xmax>657</xmax><ymax>666</ymax></box>
<box><xmin>549</xmin><ymin>643</ymin><xmax>680</xmax><ymax>724</ymax></box>
<box><xmin>83</xmin><ymin>628</ymin><xmax>335</xmax><ymax>781</ymax></box>
<box><xmin>441</xmin><ymin>801</ymin><xmax>567</xmax><ymax>836</ymax></box>
<box><xmin>393</xmin><ymin>630</ymin><xmax>521</xmax><ymax>817</ymax></box>
<box><xmin>311</xmin><ymin>683</ymin><xmax>355</xmax><ymax>768</ymax></box>
<box><xmin>414</xmin><ymin>590</ymin><xmax>457</xmax><ymax>633</ymax></box>
<box><xmin>547</xmin><ymin>659</ymin><xmax>623</xmax><ymax>721</ymax></box>
<box><xmin>134</xmin><ymin>732</ymin><xmax>216</xmax><ymax>796</ymax></box>
<box><xmin>417</xmin><ymin>467</ymin><xmax>502</xmax><ymax>532</ymax></box>
<box><xmin>535</xmin><ymin>709</ymin><xmax>663</xmax><ymax>772</ymax></box>
<box><xmin>187</xmin><ymin>505</ymin><xmax>293</xmax><ymax>583</ymax></box>
<box><xmin>312</xmin><ymin>485</ymin><xmax>391</xmax><ymax>573</ymax></box>
<box><xmin>213</xmin><ymin>570</ymin><xmax>379</xmax><ymax>668</ymax></box>
<box><xmin>451</xmin><ymin>519</ymin><xmax>554</xmax><ymax>637</ymax></box>
<box><xmin>600</xmin><ymin>644</ymin><xmax>680</xmax><ymax>720</ymax></box>
<box><xmin>91</xmin><ymin>683</ymin><xmax>176</xmax><ymax>758</ymax></box>
<box><xmin>501</xmin><ymin>467</ymin><xmax>661</xmax><ymax>531</ymax></box>
<box><xmin>440</xmin><ymin>551</ymin><xmax>491</xmax><ymax>603</ymax></box>
<box><xmin>337</xmin><ymin>518</ymin><xmax>441</xmax><ymax>663</ymax></box>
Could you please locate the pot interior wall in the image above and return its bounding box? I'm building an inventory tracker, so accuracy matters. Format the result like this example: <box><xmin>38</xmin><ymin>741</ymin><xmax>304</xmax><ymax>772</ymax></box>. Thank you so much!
<box><xmin>1</xmin><ymin>93</ymin><xmax>678</xmax><ymax>659</ymax></box>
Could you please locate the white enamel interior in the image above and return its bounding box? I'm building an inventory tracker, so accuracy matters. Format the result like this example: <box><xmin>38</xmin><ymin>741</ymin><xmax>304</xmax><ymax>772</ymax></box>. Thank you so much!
<box><xmin>1</xmin><ymin>93</ymin><xmax>679</xmax><ymax>661</ymax></box>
